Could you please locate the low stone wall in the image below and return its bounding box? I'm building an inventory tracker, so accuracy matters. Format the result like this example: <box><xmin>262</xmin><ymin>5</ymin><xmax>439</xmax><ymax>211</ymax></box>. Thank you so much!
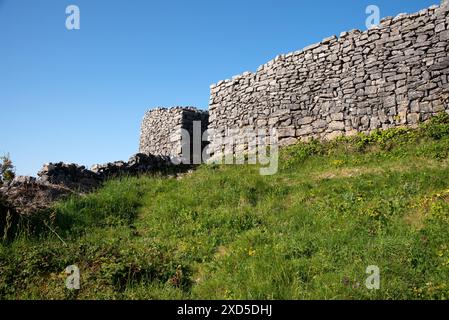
<box><xmin>208</xmin><ymin>4</ymin><xmax>449</xmax><ymax>154</ymax></box>
<box><xmin>37</xmin><ymin>153</ymin><xmax>173</xmax><ymax>191</ymax></box>
<box><xmin>0</xmin><ymin>153</ymin><xmax>176</xmax><ymax>214</ymax></box>
<box><xmin>139</xmin><ymin>107</ymin><xmax>209</xmax><ymax>160</ymax></box>
<box><xmin>90</xmin><ymin>153</ymin><xmax>172</xmax><ymax>178</ymax></box>
<box><xmin>38</xmin><ymin>163</ymin><xmax>100</xmax><ymax>192</ymax></box>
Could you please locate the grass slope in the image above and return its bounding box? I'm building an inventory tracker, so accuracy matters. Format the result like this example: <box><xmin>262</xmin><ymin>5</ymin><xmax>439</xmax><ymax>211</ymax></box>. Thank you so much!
<box><xmin>1</xmin><ymin>113</ymin><xmax>449</xmax><ymax>300</ymax></box>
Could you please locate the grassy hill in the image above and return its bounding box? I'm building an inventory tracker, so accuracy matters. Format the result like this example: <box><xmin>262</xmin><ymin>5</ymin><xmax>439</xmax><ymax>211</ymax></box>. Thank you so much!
<box><xmin>1</xmin><ymin>113</ymin><xmax>449</xmax><ymax>300</ymax></box>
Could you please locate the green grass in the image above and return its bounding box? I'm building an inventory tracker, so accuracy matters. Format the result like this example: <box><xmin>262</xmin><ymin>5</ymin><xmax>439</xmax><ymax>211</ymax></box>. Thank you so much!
<box><xmin>1</xmin><ymin>113</ymin><xmax>449</xmax><ymax>300</ymax></box>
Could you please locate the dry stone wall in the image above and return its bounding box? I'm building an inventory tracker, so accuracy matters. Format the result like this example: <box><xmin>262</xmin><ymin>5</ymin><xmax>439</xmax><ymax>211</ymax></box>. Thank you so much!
<box><xmin>208</xmin><ymin>4</ymin><xmax>449</xmax><ymax>153</ymax></box>
<box><xmin>0</xmin><ymin>153</ymin><xmax>176</xmax><ymax>214</ymax></box>
<box><xmin>139</xmin><ymin>107</ymin><xmax>209</xmax><ymax>158</ymax></box>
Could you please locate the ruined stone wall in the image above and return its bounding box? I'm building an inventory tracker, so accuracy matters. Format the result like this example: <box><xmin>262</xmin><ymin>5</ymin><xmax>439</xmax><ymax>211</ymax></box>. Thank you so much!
<box><xmin>139</xmin><ymin>107</ymin><xmax>209</xmax><ymax>158</ymax></box>
<box><xmin>208</xmin><ymin>4</ymin><xmax>449</xmax><ymax>153</ymax></box>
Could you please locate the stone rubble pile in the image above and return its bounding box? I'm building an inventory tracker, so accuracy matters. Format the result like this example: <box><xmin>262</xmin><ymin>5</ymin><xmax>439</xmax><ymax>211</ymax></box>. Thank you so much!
<box><xmin>37</xmin><ymin>163</ymin><xmax>100</xmax><ymax>192</ymax></box>
<box><xmin>36</xmin><ymin>153</ymin><xmax>173</xmax><ymax>191</ymax></box>
<box><xmin>0</xmin><ymin>153</ymin><xmax>174</xmax><ymax>214</ymax></box>
<box><xmin>90</xmin><ymin>153</ymin><xmax>172</xmax><ymax>177</ymax></box>
<box><xmin>0</xmin><ymin>176</ymin><xmax>74</xmax><ymax>215</ymax></box>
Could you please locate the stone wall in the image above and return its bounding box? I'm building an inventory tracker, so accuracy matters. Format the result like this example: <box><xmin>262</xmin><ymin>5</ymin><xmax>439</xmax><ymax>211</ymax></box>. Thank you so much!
<box><xmin>0</xmin><ymin>153</ymin><xmax>176</xmax><ymax>214</ymax></box>
<box><xmin>37</xmin><ymin>153</ymin><xmax>173</xmax><ymax>191</ymax></box>
<box><xmin>139</xmin><ymin>107</ymin><xmax>209</xmax><ymax>160</ymax></box>
<box><xmin>208</xmin><ymin>4</ymin><xmax>449</xmax><ymax>153</ymax></box>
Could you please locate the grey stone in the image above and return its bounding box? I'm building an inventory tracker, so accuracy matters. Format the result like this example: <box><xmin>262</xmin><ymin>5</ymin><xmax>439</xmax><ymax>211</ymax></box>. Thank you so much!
<box><xmin>440</xmin><ymin>30</ymin><xmax>449</xmax><ymax>40</ymax></box>
<box><xmin>297</xmin><ymin>117</ymin><xmax>313</xmax><ymax>125</ymax></box>
<box><xmin>296</xmin><ymin>126</ymin><xmax>313</xmax><ymax>136</ymax></box>
<box><xmin>328</xmin><ymin>121</ymin><xmax>345</xmax><ymax>131</ymax></box>
<box><xmin>278</xmin><ymin>127</ymin><xmax>296</xmax><ymax>138</ymax></box>
<box><xmin>407</xmin><ymin>113</ymin><xmax>420</xmax><ymax>124</ymax></box>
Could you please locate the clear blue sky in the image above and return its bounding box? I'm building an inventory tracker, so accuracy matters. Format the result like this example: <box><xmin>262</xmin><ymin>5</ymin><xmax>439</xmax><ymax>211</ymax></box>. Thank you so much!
<box><xmin>0</xmin><ymin>0</ymin><xmax>438</xmax><ymax>176</ymax></box>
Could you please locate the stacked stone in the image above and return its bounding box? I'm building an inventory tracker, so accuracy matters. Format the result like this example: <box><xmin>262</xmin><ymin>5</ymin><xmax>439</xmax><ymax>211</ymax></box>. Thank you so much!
<box><xmin>90</xmin><ymin>153</ymin><xmax>172</xmax><ymax>177</ymax></box>
<box><xmin>208</xmin><ymin>4</ymin><xmax>449</xmax><ymax>153</ymax></box>
<box><xmin>139</xmin><ymin>107</ymin><xmax>209</xmax><ymax>160</ymax></box>
<box><xmin>38</xmin><ymin>162</ymin><xmax>100</xmax><ymax>192</ymax></box>
<box><xmin>36</xmin><ymin>153</ymin><xmax>173</xmax><ymax>191</ymax></box>
<box><xmin>0</xmin><ymin>153</ymin><xmax>176</xmax><ymax>214</ymax></box>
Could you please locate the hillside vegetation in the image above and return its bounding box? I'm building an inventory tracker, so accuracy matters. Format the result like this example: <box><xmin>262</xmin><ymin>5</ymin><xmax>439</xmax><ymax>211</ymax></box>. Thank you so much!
<box><xmin>1</xmin><ymin>113</ymin><xmax>449</xmax><ymax>300</ymax></box>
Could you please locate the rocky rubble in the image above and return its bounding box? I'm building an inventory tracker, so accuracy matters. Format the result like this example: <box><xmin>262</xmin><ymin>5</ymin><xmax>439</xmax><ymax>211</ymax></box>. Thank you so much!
<box><xmin>38</xmin><ymin>163</ymin><xmax>100</xmax><ymax>192</ymax></box>
<box><xmin>91</xmin><ymin>153</ymin><xmax>172</xmax><ymax>177</ymax></box>
<box><xmin>0</xmin><ymin>176</ymin><xmax>74</xmax><ymax>215</ymax></box>
<box><xmin>0</xmin><ymin>153</ymin><xmax>174</xmax><ymax>215</ymax></box>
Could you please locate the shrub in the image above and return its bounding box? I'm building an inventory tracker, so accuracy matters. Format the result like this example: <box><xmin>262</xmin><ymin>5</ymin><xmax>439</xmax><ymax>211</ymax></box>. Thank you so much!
<box><xmin>0</xmin><ymin>154</ymin><xmax>15</xmax><ymax>186</ymax></box>
<box><xmin>281</xmin><ymin>138</ymin><xmax>327</xmax><ymax>168</ymax></box>
<box><xmin>349</xmin><ymin>127</ymin><xmax>412</xmax><ymax>152</ymax></box>
<box><xmin>420</xmin><ymin>112</ymin><xmax>449</xmax><ymax>140</ymax></box>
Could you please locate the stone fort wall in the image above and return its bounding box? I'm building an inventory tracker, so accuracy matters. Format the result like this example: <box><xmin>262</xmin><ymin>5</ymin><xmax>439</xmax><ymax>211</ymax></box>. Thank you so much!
<box><xmin>140</xmin><ymin>4</ymin><xmax>449</xmax><ymax>160</ymax></box>
<box><xmin>139</xmin><ymin>107</ymin><xmax>209</xmax><ymax>159</ymax></box>
<box><xmin>207</xmin><ymin>4</ymin><xmax>449</xmax><ymax>154</ymax></box>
